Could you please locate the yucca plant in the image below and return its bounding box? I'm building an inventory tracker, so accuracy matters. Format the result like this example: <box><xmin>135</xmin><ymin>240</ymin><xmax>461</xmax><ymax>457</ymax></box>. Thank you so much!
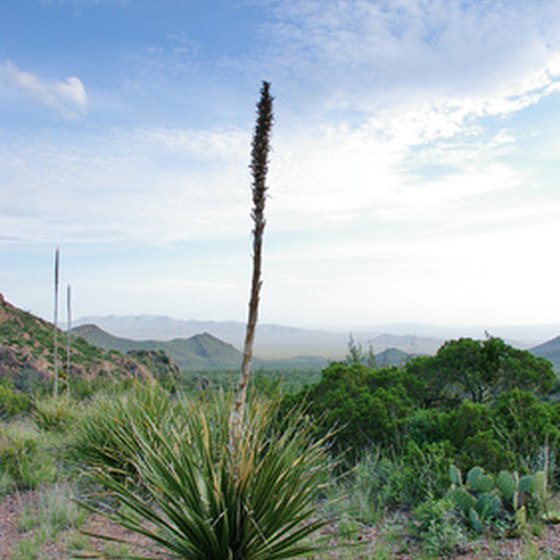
<box><xmin>83</xmin><ymin>393</ymin><xmax>330</xmax><ymax>559</ymax></box>
<box><xmin>67</xmin><ymin>383</ymin><xmax>175</xmax><ymax>482</ymax></box>
<box><xmin>79</xmin><ymin>83</ymin><xmax>331</xmax><ymax>559</ymax></box>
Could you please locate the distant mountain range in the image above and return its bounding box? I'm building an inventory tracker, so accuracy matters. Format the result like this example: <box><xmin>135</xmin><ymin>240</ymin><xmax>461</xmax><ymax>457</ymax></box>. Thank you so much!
<box><xmin>3</xmin><ymin>293</ymin><xmax>559</xmax><ymax>379</ymax></box>
<box><xmin>74</xmin><ymin>315</ymin><xmax>443</xmax><ymax>359</ymax></box>
<box><xmin>70</xmin><ymin>324</ymin><xmax>417</xmax><ymax>371</ymax></box>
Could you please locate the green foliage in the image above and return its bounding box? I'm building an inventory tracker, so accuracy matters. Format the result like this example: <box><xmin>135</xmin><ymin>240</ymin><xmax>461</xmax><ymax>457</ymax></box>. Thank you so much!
<box><xmin>0</xmin><ymin>381</ymin><xmax>30</xmax><ymax>419</ymax></box>
<box><xmin>67</xmin><ymin>383</ymin><xmax>174</xmax><ymax>482</ymax></box>
<box><xmin>491</xmin><ymin>389</ymin><xmax>560</xmax><ymax>471</ymax></box>
<box><xmin>410</xmin><ymin>497</ymin><xmax>467</xmax><ymax>557</ymax></box>
<box><xmin>407</xmin><ymin>337</ymin><xmax>555</xmax><ymax>405</ymax></box>
<box><xmin>303</xmin><ymin>362</ymin><xmax>417</xmax><ymax>456</ymax></box>
<box><xmin>83</xmin><ymin>393</ymin><xmax>331</xmax><ymax>560</ymax></box>
<box><xmin>332</xmin><ymin>442</ymin><xmax>452</xmax><ymax>523</ymax></box>
<box><xmin>289</xmin><ymin>337</ymin><xmax>559</xmax><ymax>486</ymax></box>
<box><xmin>0</xmin><ymin>423</ymin><xmax>56</xmax><ymax>493</ymax></box>
<box><xmin>32</xmin><ymin>395</ymin><xmax>77</xmax><ymax>432</ymax></box>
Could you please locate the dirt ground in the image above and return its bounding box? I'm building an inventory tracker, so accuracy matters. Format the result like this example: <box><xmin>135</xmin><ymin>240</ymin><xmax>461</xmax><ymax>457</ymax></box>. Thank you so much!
<box><xmin>1</xmin><ymin>490</ymin><xmax>560</xmax><ymax>559</ymax></box>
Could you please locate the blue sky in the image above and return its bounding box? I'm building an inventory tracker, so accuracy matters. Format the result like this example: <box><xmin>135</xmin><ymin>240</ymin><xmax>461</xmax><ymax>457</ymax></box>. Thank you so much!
<box><xmin>2</xmin><ymin>0</ymin><xmax>560</xmax><ymax>329</ymax></box>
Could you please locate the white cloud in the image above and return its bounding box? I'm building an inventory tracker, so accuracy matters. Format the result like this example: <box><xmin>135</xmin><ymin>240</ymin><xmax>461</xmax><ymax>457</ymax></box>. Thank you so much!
<box><xmin>263</xmin><ymin>0</ymin><xmax>560</xmax><ymax>136</ymax></box>
<box><xmin>0</xmin><ymin>60</ymin><xmax>87</xmax><ymax>119</ymax></box>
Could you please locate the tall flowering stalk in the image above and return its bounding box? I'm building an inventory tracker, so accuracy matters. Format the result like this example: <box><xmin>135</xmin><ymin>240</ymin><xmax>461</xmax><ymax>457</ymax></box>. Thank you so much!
<box><xmin>53</xmin><ymin>247</ymin><xmax>60</xmax><ymax>397</ymax></box>
<box><xmin>66</xmin><ymin>284</ymin><xmax>72</xmax><ymax>394</ymax></box>
<box><xmin>229</xmin><ymin>81</ymin><xmax>273</xmax><ymax>451</ymax></box>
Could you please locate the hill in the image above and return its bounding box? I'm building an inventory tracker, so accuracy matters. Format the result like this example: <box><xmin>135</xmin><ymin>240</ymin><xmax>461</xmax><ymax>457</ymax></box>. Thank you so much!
<box><xmin>530</xmin><ymin>335</ymin><xmax>560</xmax><ymax>370</ymax></box>
<box><xmin>70</xmin><ymin>325</ymin><xmax>243</xmax><ymax>371</ymax></box>
<box><xmin>0</xmin><ymin>293</ymin><xmax>179</xmax><ymax>390</ymax></box>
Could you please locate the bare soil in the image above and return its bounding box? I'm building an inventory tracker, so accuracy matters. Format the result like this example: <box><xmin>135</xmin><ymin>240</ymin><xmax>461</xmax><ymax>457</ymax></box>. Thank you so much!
<box><xmin>1</xmin><ymin>491</ymin><xmax>560</xmax><ymax>559</ymax></box>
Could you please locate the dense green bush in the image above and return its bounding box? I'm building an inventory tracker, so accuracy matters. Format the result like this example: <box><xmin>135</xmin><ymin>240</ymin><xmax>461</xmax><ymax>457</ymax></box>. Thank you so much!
<box><xmin>290</xmin><ymin>338</ymin><xmax>559</xmax><ymax>482</ymax></box>
<box><xmin>407</xmin><ymin>337</ymin><xmax>555</xmax><ymax>405</ymax></box>
<box><xmin>491</xmin><ymin>389</ymin><xmax>560</xmax><ymax>471</ymax></box>
<box><xmin>301</xmin><ymin>362</ymin><xmax>416</xmax><ymax>456</ymax></box>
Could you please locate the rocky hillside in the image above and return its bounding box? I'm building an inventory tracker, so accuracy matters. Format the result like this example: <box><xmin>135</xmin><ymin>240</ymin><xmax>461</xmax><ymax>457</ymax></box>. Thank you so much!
<box><xmin>0</xmin><ymin>293</ymin><xmax>179</xmax><ymax>389</ymax></box>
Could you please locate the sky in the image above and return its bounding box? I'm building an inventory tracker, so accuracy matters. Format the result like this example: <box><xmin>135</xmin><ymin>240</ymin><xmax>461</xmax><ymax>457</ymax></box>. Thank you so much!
<box><xmin>1</xmin><ymin>0</ymin><xmax>560</xmax><ymax>330</ymax></box>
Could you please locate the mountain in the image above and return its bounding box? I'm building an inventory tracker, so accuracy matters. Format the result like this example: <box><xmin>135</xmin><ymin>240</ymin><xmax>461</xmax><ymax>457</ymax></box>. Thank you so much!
<box><xmin>74</xmin><ymin>315</ymin><xmax>443</xmax><ymax>358</ymax></box>
<box><xmin>70</xmin><ymin>325</ymin><xmax>243</xmax><ymax>371</ymax></box>
<box><xmin>530</xmin><ymin>336</ymin><xmax>560</xmax><ymax>370</ymax></box>
<box><xmin>0</xmin><ymin>293</ymin><xmax>178</xmax><ymax>389</ymax></box>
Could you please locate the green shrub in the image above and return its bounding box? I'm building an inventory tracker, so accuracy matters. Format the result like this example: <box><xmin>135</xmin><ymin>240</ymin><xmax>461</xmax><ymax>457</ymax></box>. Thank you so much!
<box><xmin>33</xmin><ymin>395</ymin><xmax>77</xmax><ymax>432</ymax></box>
<box><xmin>492</xmin><ymin>389</ymin><xmax>559</xmax><ymax>472</ymax></box>
<box><xmin>458</xmin><ymin>430</ymin><xmax>515</xmax><ymax>473</ymax></box>
<box><xmin>410</xmin><ymin>497</ymin><xmax>467</xmax><ymax>557</ymax></box>
<box><xmin>83</xmin><ymin>393</ymin><xmax>332</xmax><ymax>559</ymax></box>
<box><xmin>0</xmin><ymin>383</ymin><xmax>30</xmax><ymax>419</ymax></box>
<box><xmin>334</xmin><ymin>441</ymin><xmax>452</xmax><ymax>524</ymax></box>
<box><xmin>0</xmin><ymin>424</ymin><xmax>56</xmax><ymax>492</ymax></box>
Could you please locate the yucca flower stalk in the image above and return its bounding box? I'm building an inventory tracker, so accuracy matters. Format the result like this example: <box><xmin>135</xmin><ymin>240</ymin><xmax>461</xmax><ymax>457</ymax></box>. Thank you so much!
<box><xmin>66</xmin><ymin>283</ymin><xmax>72</xmax><ymax>394</ymax></box>
<box><xmin>53</xmin><ymin>247</ymin><xmax>60</xmax><ymax>398</ymax></box>
<box><xmin>229</xmin><ymin>81</ymin><xmax>273</xmax><ymax>452</ymax></box>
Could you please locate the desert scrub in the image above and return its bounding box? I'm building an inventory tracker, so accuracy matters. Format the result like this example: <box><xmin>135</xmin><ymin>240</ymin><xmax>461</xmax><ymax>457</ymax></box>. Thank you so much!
<box><xmin>33</xmin><ymin>394</ymin><xmax>77</xmax><ymax>432</ymax></box>
<box><xmin>410</xmin><ymin>497</ymin><xmax>467</xmax><ymax>557</ymax></box>
<box><xmin>17</xmin><ymin>482</ymin><xmax>86</xmax><ymax>536</ymax></box>
<box><xmin>0</xmin><ymin>382</ymin><xmax>30</xmax><ymax>420</ymax></box>
<box><xmin>0</xmin><ymin>422</ymin><xmax>56</xmax><ymax>493</ymax></box>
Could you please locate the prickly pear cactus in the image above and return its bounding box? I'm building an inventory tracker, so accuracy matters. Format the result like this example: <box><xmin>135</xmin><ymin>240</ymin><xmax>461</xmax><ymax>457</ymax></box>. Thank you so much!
<box><xmin>496</xmin><ymin>471</ymin><xmax>516</xmax><ymax>502</ymax></box>
<box><xmin>476</xmin><ymin>493</ymin><xmax>501</xmax><ymax>521</ymax></box>
<box><xmin>466</xmin><ymin>466</ymin><xmax>494</xmax><ymax>493</ymax></box>
<box><xmin>448</xmin><ymin>464</ymin><xmax>547</xmax><ymax>535</ymax></box>
<box><xmin>449</xmin><ymin>464</ymin><xmax>462</xmax><ymax>487</ymax></box>
<box><xmin>450</xmin><ymin>487</ymin><xmax>475</xmax><ymax>513</ymax></box>
<box><xmin>468</xmin><ymin>507</ymin><xmax>483</xmax><ymax>534</ymax></box>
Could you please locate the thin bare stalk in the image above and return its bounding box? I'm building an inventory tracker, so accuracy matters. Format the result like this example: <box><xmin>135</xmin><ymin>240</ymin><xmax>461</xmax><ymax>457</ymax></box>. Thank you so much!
<box><xmin>229</xmin><ymin>81</ymin><xmax>274</xmax><ymax>451</ymax></box>
<box><xmin>53</xmin><ymin>247</ymin><xmax>60</xmax><ymax>397</ymax></box>
<box><xmin>66</xmin><ymin>283</ymin><xmax>72</xmax><ymax>395</ymax></box>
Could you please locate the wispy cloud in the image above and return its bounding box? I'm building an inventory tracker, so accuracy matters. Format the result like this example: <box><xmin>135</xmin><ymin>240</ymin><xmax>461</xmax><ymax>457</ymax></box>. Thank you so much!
<box><xmin>261</xmin><ymin>0</ymin><xmax>560</xmax><ymax>140</ymax></box>
<box><xmin>0</xmin><ymin>60</ymin><xmax>87</xmax><ymax>119</ymax></box>
<box><xmin>0</xmin><ymin>126</ymin><xmax>250</xmax><ymax>246</ymax></box>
